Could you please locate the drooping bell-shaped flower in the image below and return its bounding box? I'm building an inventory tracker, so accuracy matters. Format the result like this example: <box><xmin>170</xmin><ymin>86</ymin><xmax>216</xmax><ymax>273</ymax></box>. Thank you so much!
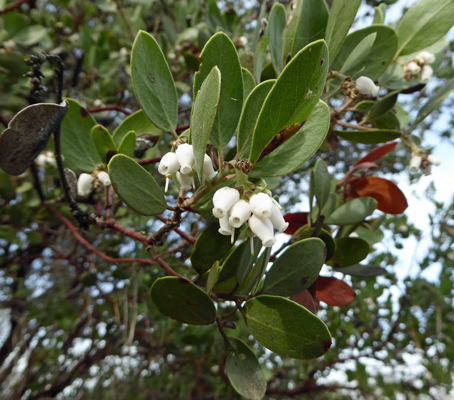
<box><xmin>416</xmin><ymin>51</ymin><xmax>435</xmax><ymax>65</ymax></box>
<box><xmin>249</xmin><ymin>193</ymin><xmax>273</xmax><ymax>219</ymax></box>
<box><xmin>218</xmin><ymin>214</ymin><xmax>234</xmax><ymax>237</ymax></box>
<box><xmin>229</xmin><ymin>199</ymin><xmax>251</xmax><ymax>228</ymax></box>
<box><xmin>355</xmin><ymin>76</ymin><xmax>379</xmax><ymax>96</ymax></box>
<box><xmin>77</xmin><ymin>173</ymin><xmax>94</xmax><ymax>196</ymax></box>
<box><xmin>269</xmin><ymin>202</ymin><xmax>289</xmax><ymax>233</ymax></box>
<box><xmin>97</xmin><ymin>171</ymin><xmax>111</xmax><ymax>186</ymax></box>
<box><xmin>421</xmin><ymin>165</ymin><xmax>432</xmax><ymax>176</ymax></box>
<box><xmin>407</xmin><ymin>61</ymin><xmax>421</xmax><ymax>75</ymax></box>
<box><xmin>248</xmin><ymin>214</ymin><xmax>275</xmax><ymax>248</ymax></box>
<box><xmin>203</xmin><ymin>154</ymin><xmax>217</xmax><ymax>180</ymax></box>
<box><xmin>35</xmin><ymin>154</ymin><xmax>48</xmax><ymax>169</ymax></box>
<box><xmin>176</xmin><ymin>171</ymin><xmax>193</xmax><ymax>191</ymax></box>
<box><xmin>427</xmin><ymin>154</ymin><xmax>441</xmax><ymax>166</ymax></box>
<box><xmin>420</xmin><ymin>65</ymin><xmax>433</xmax><ymax>84</ymax></box>
<box><xmin>409</xmin><ymin>156</ymin><xmax>422</xmax><ymax>173</ymax></box>
<box><xmin>158</xmin><ymin>152</ymin><xmax>180</xmax><ymax>176</ymax></box>
<box><xmin>175</xmin><ymin>143</ymin><xmax>194</xmax><ymax>175</ymax></box>
<box><xmin>212</xmin><ymin>187</ymin><xmax>240</xmax><ymax>219</ymax></box>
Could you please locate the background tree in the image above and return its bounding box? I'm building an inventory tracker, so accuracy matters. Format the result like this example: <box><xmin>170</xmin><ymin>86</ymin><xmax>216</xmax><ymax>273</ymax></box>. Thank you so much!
<box><xmin>1</xmin><ymin>0</ymin><xmax>454</xmax><ymax>399</ymax></box>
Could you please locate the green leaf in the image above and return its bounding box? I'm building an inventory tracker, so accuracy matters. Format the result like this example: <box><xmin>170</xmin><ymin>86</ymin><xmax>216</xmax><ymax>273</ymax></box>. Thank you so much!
<box><xmin>314</xmin><ymin>159</ymin><xmax>331</xmax><ymax>210</ymax></box>
<box><xmin>150</xmin><ymin>277</ymin><xmax>216</xmax><ymax>325</ymax></box>
<box><xmin>206</xmin><ymin>260</ymin><xmax>221</xmax><ymax>294</ymax></box>
<box><xmin>91</xmin><ymin>125</ymin><xmax>117</xmax><ymax>165</ymax></box>
<box><xmin>206</xmin><ymin>0</ymin><xmax>227</xmax><ymax>32</ymax></box>
<box><xmin>331</xmin><ymin>26</ymin><xmax>398</xmax><ymax>81</ymax></box>
<box><xmin>292</xmin><ymin>0</ymin><xmax>329</xmax><ymax>55</ymax></box>
<box><xmin>254</xmin><ymin>28</ymin><xmax>269</xmax><ymax>84</ymax></box>
<box><xmin>325</xmin><ymin>197</ymin><xmax>377</xmax><ymax>226</ymax></box>
<box><xmin>327</xmin><ymin>237</ymin><xmax>371</xmax><ymax>268</ymax></box>
<box><xmin>131</xmin><ymin>31</ymin><xmax>178</xmax><ymax>133</ymax></box>
<box><xmin>324</xmin><ymin>0</ymin><xmax>362</xmax><ymax>63</ymax></box>
<box><xmin>334</xmin><ymin>129</ymin><xmax>401</xmax><ymax>144</ymax></box>
<box><xmin>108</xmin><ymin>154</ymin><xmax>166</xmax><ymax>216</ymax></box>
<box><xmin>333</xmin><ymin>264</ymin><xmax>387</xmax><ymax>277</ymax></box>
<box><xmin>215</xmin><ymin>241</ymin><xmax>247</xmax><ymax>285</ymax></box>
<box><xmin>237</xmin><ymin>247</ymin><xmax>271</xmax><ymax>296</ymax></box>
<box><xmin>61</xmin><ymin>99</ymin><xmax>101</xmax><ymax>172</ymax></box>
<box><xmin>355</xmin><ymin>226</ymin><xmax>384</xmax><ymax>246</ymax></box>
<box><xmin>320</xmin><ymin>192</ymin><xmax>341</xmax><ymax>221</ymax></box>
<box><xmin>297</xmin><ymin>227</ymin><xmax>336</xmax><ymax>261</ymax></box>
<box><xmin>411</xmin><ymin>77</ymin><xmax>454</xmax><ymax>128</ymax></box>
<box><xmin>117</xmin><ymin>131</ymin><xmax>137</xmax><ymax>158</ymax></box>
<box><xmin>190</xmin><ymin>223</ymin><xmax>234</xmax><ymax>275</ymax></box>
<box><xmin>237</xmin><ymin>80</ymin><xmax>275</xmax><ymax>157</ymax></box>
<box><xmin>249</xmin><ymin>40</ymin><xmax>328</xmax><ymax>164</ymax></box>
<box><xmin>191</xmin><ymin>66</ymin><xmax>221</xmax><ymax>182</ymax></box>
<box><xmin>243</xmin><ymin>295</ymin><xmax>332</xmax><ymax>359</ymax></box>
<box><xmin>12</xmin><ymin>25</ymin><xmax>48</xmax><ymax>46</ymax></box>
<box><xmin>268</xmin><ymin>2</ymin><xmax>286</xmax><ymax>74</ymax></box>
<box><xmin>373</xmin><ymin>6</ymin><xmax>384</xmax><ymax>24</ymax></box>
<box><xmin>112</xmin><ymin>109</ymin><xmax>161</xmax><ymax>147</ymax></box>
<box><xmin>263</xmin><ymin>238</ymin><xmax>325</xmax><ymax>297</ymax></box>
<box><xmin>341</xmin><ymin>33</ymin><xmax>377</xmax><ymax>74</ymax></box>
<box><xmin>226</xmin><ymin>338</ymin><xmax>267</xmax><ymax>400</ymax></box>
<box><xmin>236</xmin><ymin>238</ymin><xmax>262</xmax><ymax>284</ymax></box>
<box><xmin>194</xmin><ymin>32</ymin><xmax>243</xmax><ymax>149</ymax></box>
<box><xmin>242</xmin><ymin>67</ymin><xmax>256</xmax><ymax>102</ymax></box>
<box><xmin>249</xmin><ymin>100</ymin><xmax>330</xmax><ymax>177</ymax></box>
<box><xmin>366</xmin><ymin>93</ymin><xmax>398</xmax><ymax>122</ymax></box>
<box><xmin>396</xmin><ymin>0</ymin><xmax>454</xmax><ymax>56</ymax></box>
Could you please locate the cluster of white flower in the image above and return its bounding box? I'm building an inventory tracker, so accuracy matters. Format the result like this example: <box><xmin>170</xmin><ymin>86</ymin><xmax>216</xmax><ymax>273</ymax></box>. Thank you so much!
<box><xmin>355</xmin><ymin>76</ymin><xmax>380</xmax><ymax>96</ymax></box>
<box><xmin>77</xmin><ymin>171</ymin><xmax>111</xmax><ymax>196</ymax></box>
<box><xmin>409</xmin><ymin>154</ymin><xmax>441</xmax><ymax>175</ymax></box>
<box><xmin>158</xmin><ymin>143</ymin><xmax>217</xmax><ymax>192</ymax></box>
<box><xmin>405</xmin><ymin>51</ymin><xmax>435</xmax><ymax>84</ymax></box>
<box><xmin>35</xmin><ymin>151</ymin><xmax>57</xmax><ymax>169</ymax></box>
<box><xmin>212</xmin><ymin>187</ymin><xmax>289</xmax><ymax>248</ymax></box>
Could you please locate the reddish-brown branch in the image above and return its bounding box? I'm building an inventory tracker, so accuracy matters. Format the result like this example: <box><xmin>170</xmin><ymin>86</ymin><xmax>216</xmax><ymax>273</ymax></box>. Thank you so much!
<box><xmin>155</xmin><ymin>215</ymin><xmax>196</xmax><ymax>244</ymax></box>
<box><xmin>48</xmin><ymin>207</ymin><xmax>156</xmax><ymax>265</ymax></box>
<box><xmin>87</xmin><ymin>105</ymin><xmax>132</xmax><ymax>115</ymax></box>
<box><xmin>138</xmin><ymin>156</ymin><xmax>162</xmax><ymax>166</ymax></box>
<box><xmin>0</xmin><ymin>0</ymin><xmax>32</xmax><ymax>14</ymax></box>
<box><xmin>103</xmin><ymin>219</ymin><xmax>150</xmax><ymax>245</ymax></box>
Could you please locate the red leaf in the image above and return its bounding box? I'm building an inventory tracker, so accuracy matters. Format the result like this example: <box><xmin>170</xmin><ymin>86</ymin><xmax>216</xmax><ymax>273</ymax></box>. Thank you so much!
<box><xmin>283</xmin><ymin>212</ymin><xmax>308</xmax><ymax>235</ymax></box>
<box><xmin>309</xmin><ymin>276</ymin><xmax>355</xmax><ymax>307</ymax></box>
<box><xmin>351</xmin><ymin>176</ymin><xmax>408</xmax><ymax>215</ymax></box>
<box><xmin>291</xmin><ymin>290</ymin><xmax>318</xmax><ymax>314</ymax></box>
<box><xmin>354</xmin><ymin>141</ymin><xmax>398</xmax><ymax>166</ymax></box>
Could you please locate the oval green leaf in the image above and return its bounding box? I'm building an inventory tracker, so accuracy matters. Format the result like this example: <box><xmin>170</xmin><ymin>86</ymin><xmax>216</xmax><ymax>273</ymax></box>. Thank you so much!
<box><xmin>91</xmin><ymin>125</ymin><xmax>117</xmax><ymax>165</ymax></box>
<box><xmin>243</xmin><ymin>295</ymin><xmax>332</xmax><ymax>359</ymax></box>
<box><xmin>108</xmin><ymin>154</ymin><xmax>166</xmax><ymax>216</ymax></box>
<box><xmin>341</xmin><ymin>32</ymin><xmax>377</xmax><ymax>74</ymax></box>
<box><xmin>249</xmin><ymin>100</ymin><xmax>330</xmax><ymax>177</ymax></box>
<box><xmin>226</xmin><ymin>338</ymin><xmax>267</xmax><ymax>400</ymax></box>
<box><xmin>297</xmin><ymin>227</ymin><xmax>336</xmax><ymax>261</ymax></box>
<box><xmin>333</xmin><ymin>264</ymin><xmax>387</xmax><ymax>277</ymax></box>
<box><xmin>242</xmin><ymin>67</ymin><xmax>256</xmax><ymax>101</ymax></box>
<box><xmin>325</xmin><ymin>197</ymin><xmax>378</xmax><ymax>226</ymax></box>
<box><xmin>61</xmin><ymin>99</ymin><xmax>101</xmax><ymax>172</ymax></box>
<box><xmin>268</xmin><ymin>2</ymin><xmax>286</xmax><ymax>74</ymax></box>
<box><xmin>112</xmin><ymin>109</ymin><xmax>161</xmax><ymax>147</ymax></box>
<box><xmin>191</xmin><ymin>66</ymin><xmax>221</xmax><ymax>182</ymax></box>
<box><xmin>327</xmin><ymin>237</ymin><xmax>371</xmax><ymax>268</ymax></box>
<box><xmin>131</xmin><ymin>31</ymin><xmax>178</xmax><ymax>133</ymax></box>
<box><xmin>117</xmin><ymin>131</ymin><xmax>137</xmax><ymax>158</ymax></box>
<box><xmin>151</xmin><ymin>276</ymin><xmax>216</xmax><ymax>325</ymax></box>
<box><xmin>335</xmin><ymin>129</ymin><xmax>401</xmax><ymax>144</ymax></box>
<box><xmin>194</xmin><ymin>32</ymin><xmax>243</xmax><ymax>149</ymax></box>
<box><xmin>263</xmin><ymin>238</ymin><xmax>325</xmax><ymax>297</ymax></box>
<box><xmin>249</xmin><ymin>40</ymin><xmax>328</xmax><ymax>164</ymax></box>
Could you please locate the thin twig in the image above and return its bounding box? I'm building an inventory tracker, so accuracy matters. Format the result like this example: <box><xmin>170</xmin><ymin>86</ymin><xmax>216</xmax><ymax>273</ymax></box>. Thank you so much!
<box><xmin>0</xmin><ymin>0</ymin><xmax>32</xmax><ymax>15</ymax></box>
<box><xmin>87</xmin><ymin>105</ymin><xmax>132</xmax><ymax>115</ymax></box>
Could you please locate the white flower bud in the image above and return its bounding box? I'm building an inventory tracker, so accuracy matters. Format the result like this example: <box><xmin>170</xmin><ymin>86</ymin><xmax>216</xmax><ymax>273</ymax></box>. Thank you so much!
<box><xmin>269</xmin><ymin>202</ymin><xmax>289</xmax><ymax>233</ymax></box>
<box><xmin>421</xmin><ymin>165</ymin><xmax>432</xmax><ymax>176</ymax></box>
<box><xmin>229</xmin><ymin>200</ymin><xmax>251</xmax><ymax>228</ymax></box>
<box><xmin>212</xmin><ymin>187</ymin><xmax>240</xmax><ymax>219</ymax></box>
<box><xmin>158</xmin><ymin>152</ymin><xmax>180</xmax><ymax>176</ymax></box>
<box><xmin>249</xmin><ymin>193</ymin><xmax>273</xmax><ymax>219</ymax></box>
<box><xmin>119</xmin><ymin>47</ymin><xmax>129</xmax><ymax>58</ymax></box>
<box><xmin>45</xmin><ymin>153</ymin><xmax>56</xmax><ymax>167</ymax></box>
<box><xmin>355</xmin><ymin>76</ymin><xmax>379</xmax><ymax>96</ymax></box>
<box><xmin>68</xmin><ymin>33</ymin><xmax>79</xmax><ymax>44</ymax></box>
<box><xmin>409</xmin><ymin>156</ymin><xmax>422</xmax><ymax>173</ymax></box>
<box><xmin>416</xmin><ymin>51</ymin><xmax>435</xmax><ymax>65</ymax></box>
<box><xmin>97</xmin><ymin>171</ymin><xmax>111</xmax><ymax>186</ymax></box>
<box><xmin>248</xmin><ymin>215</ymin><xmax>276</xmax><ymax>248</ymax></box>
<box><xmin>175</xmin><ymin>143</ymin><xmax>194</xmax><ymax>175</ymax></box>
<box><xmin>176</xmin><ymin>171</ymin><xmax>192</xmax><ymax>190</ymax></box>
<box><xmin>77</xmin><ymin>173</ymin><xmax>94</xmax><ymax>196</ymax></box>
<box><xmin>238</xmin><ymin>36</ymin><xmax>248</xmax><ymax>47</ymax></box>
<box><xmin>427</xmin><ymin>154</ymin><xmax>441</xmax><ymax>166</ymax></box>
<box><xmin>407</xmin><ymin>61</ymin><xmax>421</xmax><ymax>75</ymax></box>
<box><xmin>420</xmin><ymin>65</ymin><xmax>433</xmax><ymax>84</ymax></box>
<box><xmin>35</xmin><ymin>154</ymin><xmax>47</xmax><ymax>168</ymax></box>
<box><xmin>218</xmin><ymin>214</ymin><xmax>234</xmax><ymax>236</ymax></box>
<box><xmin>2</xmin><ymin>40</ymin><xmax>15</xmax><ymax>54</ymax></box>
<box><xmin>203</xmin><ymin>154</ymin><xmax>217</xmax><ymax>180</ymax></box>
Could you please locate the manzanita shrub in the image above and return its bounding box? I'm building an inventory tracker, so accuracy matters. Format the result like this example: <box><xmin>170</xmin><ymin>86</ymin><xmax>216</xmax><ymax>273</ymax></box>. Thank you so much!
<box><xmin>1</xmin><ymin>0</ymin><xmax>454</xmax><ymax>398</ymax></box>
